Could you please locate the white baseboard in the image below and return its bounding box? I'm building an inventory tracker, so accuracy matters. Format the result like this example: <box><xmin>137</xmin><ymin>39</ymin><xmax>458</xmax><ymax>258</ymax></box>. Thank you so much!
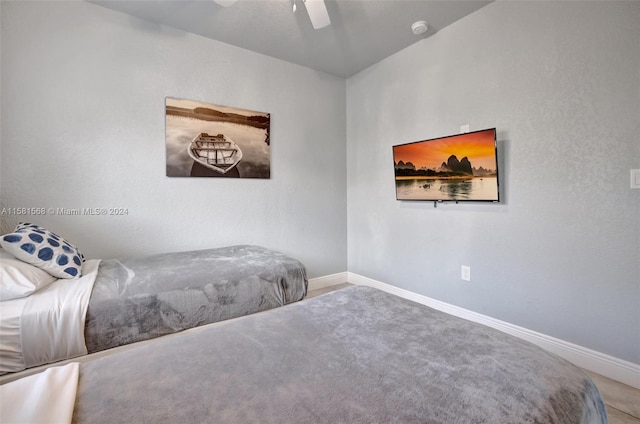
<box><xmin>346</xmin><ymin>272</ymin><xmax>640</xmax><ymax>390</ymax></box>
<box><xmin>308</xmin><ymin>272</ymin><xmax>348</xmax><ymax>292</ymax></box>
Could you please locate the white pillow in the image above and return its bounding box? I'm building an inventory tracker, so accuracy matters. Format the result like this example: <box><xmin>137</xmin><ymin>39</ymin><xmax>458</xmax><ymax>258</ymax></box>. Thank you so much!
<box><xmin>0</xmin><ymin>223</ymin><xmax>84</xmax><ymax>279</ymax></box>
<box><xmin>0</xmin><ymin>249</ymin><xmax>57</xmax><ymax>301</ymax></box>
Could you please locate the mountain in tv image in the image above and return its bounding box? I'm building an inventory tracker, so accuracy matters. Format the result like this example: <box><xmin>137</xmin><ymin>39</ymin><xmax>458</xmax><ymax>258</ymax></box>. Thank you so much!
<box><xmin>394</xmin><ymin>155</ymin><xmax>496</xmax><ymax>178</ymax></box>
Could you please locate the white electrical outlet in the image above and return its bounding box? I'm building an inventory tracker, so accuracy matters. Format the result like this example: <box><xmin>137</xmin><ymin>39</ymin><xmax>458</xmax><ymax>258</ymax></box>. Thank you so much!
<box><xmin>461</xmin><ymin>265</ymin><xmax>471</xmax><ymax>281</ymax></box>
<box><xmin>460</xmin><ymin>124</ymin><xmax>470</xmax><ymax>134</ymax></box>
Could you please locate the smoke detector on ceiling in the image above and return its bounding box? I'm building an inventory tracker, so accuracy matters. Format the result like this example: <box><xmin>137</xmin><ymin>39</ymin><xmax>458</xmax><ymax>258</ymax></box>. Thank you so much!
<box><xmin>411</xmin><ymin>20</ymin><xmax>428</xmax><ymax>35</ymax></box>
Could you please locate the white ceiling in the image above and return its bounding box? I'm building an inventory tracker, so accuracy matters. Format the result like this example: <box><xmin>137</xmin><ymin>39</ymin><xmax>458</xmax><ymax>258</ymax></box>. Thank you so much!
<box><xmin>91</xmin><ymin>0</ymin><xmax>492</xmax><ymax>78</ymax></box>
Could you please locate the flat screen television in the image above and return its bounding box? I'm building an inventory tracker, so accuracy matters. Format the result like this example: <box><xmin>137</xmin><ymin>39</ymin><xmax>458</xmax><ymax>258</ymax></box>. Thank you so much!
<box><xmin>393</xmin><ymin>128</ymin><xmax>499</xmax><ymax>202</ymax></box>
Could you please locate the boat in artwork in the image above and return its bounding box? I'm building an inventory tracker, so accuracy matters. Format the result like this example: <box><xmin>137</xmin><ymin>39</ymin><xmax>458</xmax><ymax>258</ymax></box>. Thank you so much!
<box><xmin>187</xmin><ymin>133</ymin><xmax>243</xmax><ymax>175</ymax></box>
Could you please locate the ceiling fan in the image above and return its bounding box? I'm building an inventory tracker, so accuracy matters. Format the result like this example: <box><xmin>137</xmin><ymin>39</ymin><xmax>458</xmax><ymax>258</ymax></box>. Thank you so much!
<box><xmin>213</xmin><ymin>0</ymin><xmax>331</xmax><ymax>30</ymax></box>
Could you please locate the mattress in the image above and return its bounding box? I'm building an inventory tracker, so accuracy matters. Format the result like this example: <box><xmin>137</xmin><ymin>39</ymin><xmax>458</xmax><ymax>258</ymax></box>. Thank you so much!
<box><xmin>1</xmin><ymin>245</ymin><xmax>307</xmax><ymax>375</ymax></box>
<box><xmin>68</xmin><ymin>286</ymin><xmax>606</xmax><ymax>423</ymax></box>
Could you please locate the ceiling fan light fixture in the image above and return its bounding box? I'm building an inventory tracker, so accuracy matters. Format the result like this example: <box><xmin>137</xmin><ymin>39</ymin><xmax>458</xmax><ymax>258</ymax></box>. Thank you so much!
<box><xmin>411</xmin><ymin>20</ymin><xmax>428</xmax><ymax>35</ymax></box>
<box><xmin>303</xmin><ymin>0</ymin><xmax>331</xmax><ymax>30</ymax></box>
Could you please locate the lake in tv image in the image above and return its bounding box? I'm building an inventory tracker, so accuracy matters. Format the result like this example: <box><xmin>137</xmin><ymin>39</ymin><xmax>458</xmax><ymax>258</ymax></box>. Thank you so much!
<box><xmin>393</xmin><ymin>129</ymin><xmax>499</xmax><ymax>202</ymax></box>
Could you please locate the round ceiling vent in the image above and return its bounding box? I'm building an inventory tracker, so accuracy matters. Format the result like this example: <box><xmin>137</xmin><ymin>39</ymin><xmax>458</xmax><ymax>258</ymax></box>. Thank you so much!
<box><xmin>411</xmin><ymin>20</ymin><xmax>428</xmax><ymax>35</ymax></box>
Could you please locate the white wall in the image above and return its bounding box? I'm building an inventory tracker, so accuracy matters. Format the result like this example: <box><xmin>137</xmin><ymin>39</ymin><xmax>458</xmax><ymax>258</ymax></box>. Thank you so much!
<box><xmin>0</xmin><ymin>1</ymin><xmax>347</xmax><ymax>278</ymax></box>
<box><xmin>347</xmin><ymin>1</ymin><xmax>640</xmax><ymax>364</ymax></box>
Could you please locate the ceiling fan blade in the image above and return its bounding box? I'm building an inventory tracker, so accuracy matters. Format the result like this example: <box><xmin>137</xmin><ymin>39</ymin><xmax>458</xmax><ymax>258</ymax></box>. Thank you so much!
<box><xmin>213</xmin><ymin>0</ymin><xmax>238</xmax><ymax>7</ymax></box>
<box><xmin>303</xmin><ymin>0</ymin><xmax>330</xmax><ymax>30</ymax></box>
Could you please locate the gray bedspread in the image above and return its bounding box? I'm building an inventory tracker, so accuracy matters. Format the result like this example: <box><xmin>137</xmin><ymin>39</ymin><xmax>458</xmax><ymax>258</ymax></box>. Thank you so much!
<box><xmin>84</xmin><ymin>245</ymin><xmax>307</xmax><ymax>353</ymax></box>
<box><xmin>73</xmin><ymin>286</ymin><xmax>606</xmax><ymax>424</ymax></box>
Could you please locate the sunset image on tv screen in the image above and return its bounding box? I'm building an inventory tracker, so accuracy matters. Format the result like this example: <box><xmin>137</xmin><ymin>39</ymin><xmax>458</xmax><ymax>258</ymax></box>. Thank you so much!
<box><xmin>393</xmin><ymin>128</ymin><xmax>499</xmax><ymax>201</ymax></box>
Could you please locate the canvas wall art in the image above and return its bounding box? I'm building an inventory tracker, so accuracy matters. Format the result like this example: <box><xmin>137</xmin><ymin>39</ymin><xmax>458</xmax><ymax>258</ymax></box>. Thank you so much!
<box><xmin>166</xmin><ymin>98</ymin><xmax>270</xmax><ymax>178</ymax></box>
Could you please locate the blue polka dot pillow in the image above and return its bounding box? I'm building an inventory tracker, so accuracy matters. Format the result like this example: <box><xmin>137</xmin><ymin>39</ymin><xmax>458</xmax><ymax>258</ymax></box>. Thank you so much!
<box><xmin>0</xmin><ymin>223</ymin><xmax>85</xmax><ymax>279</ymax></box>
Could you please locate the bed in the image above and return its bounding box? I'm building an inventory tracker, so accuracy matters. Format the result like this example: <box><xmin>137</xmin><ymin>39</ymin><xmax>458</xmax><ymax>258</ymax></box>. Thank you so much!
<box><xmin>0</xmin><ymin>286</ymin><xmax>607</xmax><ymax>423</ymax></box>
<box><xmin>0</xmin><ymin>243</ymin><xmax>308</xmax><ymax>374</ymax></box>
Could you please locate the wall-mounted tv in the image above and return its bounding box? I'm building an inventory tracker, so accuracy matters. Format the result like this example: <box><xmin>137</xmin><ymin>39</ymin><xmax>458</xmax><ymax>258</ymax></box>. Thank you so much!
<box><xmin>393</xmin><ymin>128</ymin><xmax>499</xmax><ymax>202</ymax></box>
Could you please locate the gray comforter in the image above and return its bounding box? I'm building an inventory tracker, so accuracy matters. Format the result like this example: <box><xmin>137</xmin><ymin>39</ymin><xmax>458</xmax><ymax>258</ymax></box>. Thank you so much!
<box><xmin>73</xmin><ymin>286</ymin><xmax>606</xmax><ymax>423</ymax></box>
<box><xmin>84</xmin><ymin>245</ymin><xmax>307</xmax><ymax>353</ymax></box>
